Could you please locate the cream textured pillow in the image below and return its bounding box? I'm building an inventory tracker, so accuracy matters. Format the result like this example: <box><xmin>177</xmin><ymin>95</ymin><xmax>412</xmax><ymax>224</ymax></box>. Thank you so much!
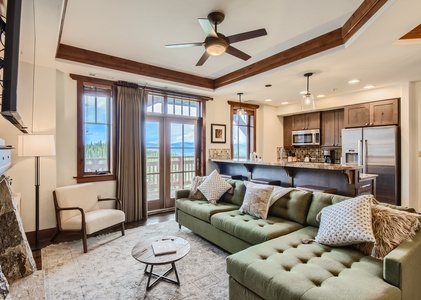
<box><xmin>354</xmin><ymin>204</ymin><xmax>421</xmax><ymax>259</ymax></box>
<box><xmin>239</xmin><ymin>181</ymin><xmax>274</xmax><ymax>219</ymax></box>
<box><xmin>315</xmin><ymin>195</ymin><xmax>376</xmax><ymax>246</ymax></box>
<box><xmin>197</xmin><ymin>170</ymin><xmax>232</xmax><ymax>204</ymax></box>
<box><xmin>188</xmin><ymin>176</ymin><xmax>206</xmax><ymax>200</ymax></box>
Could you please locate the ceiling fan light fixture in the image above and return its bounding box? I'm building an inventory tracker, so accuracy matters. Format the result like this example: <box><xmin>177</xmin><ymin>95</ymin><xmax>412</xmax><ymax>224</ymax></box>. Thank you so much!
<box><xmin>301</xmin><ymin>72</ymin><xmax>316</xmax><ymax>111</ymax></box>
<box><xmin>206</xmin><ymin>39</ymin><xmax>228</xmax><ymax>56</ymax></box>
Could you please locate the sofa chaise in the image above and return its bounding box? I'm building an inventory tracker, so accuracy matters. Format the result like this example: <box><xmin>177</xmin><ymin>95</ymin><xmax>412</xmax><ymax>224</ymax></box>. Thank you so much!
<box><xmin>175</xmin><ymin>179</ymin><xmax>421</xmax><ymax>300</ymax></box>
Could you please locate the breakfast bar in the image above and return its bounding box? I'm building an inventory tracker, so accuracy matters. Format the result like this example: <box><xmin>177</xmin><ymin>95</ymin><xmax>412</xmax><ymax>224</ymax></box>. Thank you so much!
<box><xmin>210</xmin><ymin>159</ymin><xmax>376</xmax><ymax>197</ymax></box>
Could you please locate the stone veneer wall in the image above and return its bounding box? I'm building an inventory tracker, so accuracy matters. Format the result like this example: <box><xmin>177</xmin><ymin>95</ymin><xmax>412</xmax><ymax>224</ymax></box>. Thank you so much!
<box><xmin>0</xmin><ymin>176</ymin><xmax>36</xmax><ymax>283</ymax></box>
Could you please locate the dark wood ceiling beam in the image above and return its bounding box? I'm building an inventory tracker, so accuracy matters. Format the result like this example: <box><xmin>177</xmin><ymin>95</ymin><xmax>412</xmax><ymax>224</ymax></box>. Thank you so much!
<box><xmin>342</xmin><ymin>0</ymin><xmax>388</xmax><ymax>43</ymax></box>
<box><xmin>56</xmin><ymin>44</ymin><xmax>215</xmax><ymax>89</ymax></box>
<box><xmin>214</xmin><ymin>29</ymin><xmax>343</xmax><ymax>89</ymax></box>
<box><xmin>400</xmin><ymin>24</ymin><xmax>421</xmax><ymax>40</ymax></box>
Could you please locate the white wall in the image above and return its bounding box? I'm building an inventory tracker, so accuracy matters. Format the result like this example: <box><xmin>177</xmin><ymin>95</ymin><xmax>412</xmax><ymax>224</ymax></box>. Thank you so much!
<box><xmin>205</xmin><ymin>96</ymin><xmax>283</xmax><ymax>166</ymax></box>
<box><xmin>0</xmin><ymin>62</ymin><xmax>57</xmax><ymax>232</ymax></box>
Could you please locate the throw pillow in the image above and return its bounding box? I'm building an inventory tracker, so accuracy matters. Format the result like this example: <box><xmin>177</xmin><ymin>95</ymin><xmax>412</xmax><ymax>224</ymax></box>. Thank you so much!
<box><xmin>197</xmin><ymin>170</ymin><xmax>232</xmax><ymax>204</ymax></box>
<box><xmin>239</xmin><ymin>181</ymin><xmax>274</xmax><ymax>219</ymax></box>
<box><xmin>315</xmin><ymin>195</ymin><xmax>376</xmax><ymax>246</ymax></box>
<box><xmin>354</xmin><ymin>204</ymin><xmax>421</xmax><ymax>259</ymax></box>
<box><xmin>188</xmin><ymin>176</ymin><xmax>206</xmax><ymax>200</ymax></box>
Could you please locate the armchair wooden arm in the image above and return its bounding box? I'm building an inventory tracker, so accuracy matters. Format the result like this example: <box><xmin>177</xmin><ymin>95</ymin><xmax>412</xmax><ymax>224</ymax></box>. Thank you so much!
<box><xmin>97</xmin><ymin>197</ymin><xmax>123</xmax><ymax>210</ymax></box>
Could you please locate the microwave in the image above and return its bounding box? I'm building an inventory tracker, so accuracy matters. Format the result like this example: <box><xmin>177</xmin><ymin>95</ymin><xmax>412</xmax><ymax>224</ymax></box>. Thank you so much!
<box><xmin>292</xmin><ymin>129</ymin><xmax>320</xmax><ymax>146</ymax></box>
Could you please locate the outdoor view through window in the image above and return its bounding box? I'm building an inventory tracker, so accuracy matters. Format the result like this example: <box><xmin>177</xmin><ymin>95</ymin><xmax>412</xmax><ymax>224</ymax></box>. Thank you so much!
<box><xmin>83</xmin><ymin>86</ymin><xmax>111</xmax><ymax>173</ymax></box>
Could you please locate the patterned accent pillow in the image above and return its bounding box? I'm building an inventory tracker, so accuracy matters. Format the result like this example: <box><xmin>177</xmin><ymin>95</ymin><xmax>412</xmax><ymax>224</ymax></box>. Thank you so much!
<box><xmin>188</xmin><ymin>176</ymin><xmax>206</xmax><ymax>200</ymax></box>
<box><xmin>239</xmin><ymin>181</ymin><xmax>274</xmax><ymax>219</ymax></box>
<box><xmin>354</xmin><ymin>204</ymin><xmax>421</xmax><ymax>259</ymax></box>
<box><xmin>197</xmin><ymin>170</ymin><xmax>232</xmax><ymax>204</ymax></box>
<box><xmin>315</xmin><ymin>195</ymin><xmax>376</xmax><ymax>246</ymax></box>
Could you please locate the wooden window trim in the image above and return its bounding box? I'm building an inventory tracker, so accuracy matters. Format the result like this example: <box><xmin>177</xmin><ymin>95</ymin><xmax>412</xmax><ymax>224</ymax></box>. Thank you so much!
<box><xmin>74</xmin><ymin>78</ymin><xmax>116</xmax><ymax>183</ymax></box>
<box><xmin>228</xmin><ymin>101</ymin><xmax>258</xmax><ymax>160</ymax></box>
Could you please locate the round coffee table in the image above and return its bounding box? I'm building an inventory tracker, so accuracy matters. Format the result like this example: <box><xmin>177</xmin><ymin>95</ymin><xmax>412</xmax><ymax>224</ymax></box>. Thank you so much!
<box><xmin>131</xmin><ymin>236</ymin><xmax>190</xmax><ymax>291</ymax></box>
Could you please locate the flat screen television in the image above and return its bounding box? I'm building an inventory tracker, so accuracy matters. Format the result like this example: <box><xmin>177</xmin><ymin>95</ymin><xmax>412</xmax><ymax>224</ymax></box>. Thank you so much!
<box><xmin>0</xmin><ymin>0</ymin><xmax>28</xmax><ymax>133</ymax></box>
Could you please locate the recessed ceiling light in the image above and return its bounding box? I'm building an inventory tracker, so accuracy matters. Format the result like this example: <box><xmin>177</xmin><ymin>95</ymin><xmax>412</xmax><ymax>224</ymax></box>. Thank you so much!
<box><xmin>281</xmin><ymin>102</ymin><xmax>289</xmax><ymax>105</ymax></box>
<box><xmin>299</xmin><ymin>90</ymin><xmax>307</xmax><ymax>95</ymax></box>
<box><xmin>265</xmin><ymin>99</ymin><xmax>272</xmax><ymax>102</ymax></box>
<box><xmin>364</xmin><ymin>84</ymin><xmax>376</xmax><ymax>89</ymax></box>
<box><xmin>316</xmin><ymin>94</ymin><xmax>326</xmax><ymax>98</ymax></box>
<box><xmin>348</xmin><ymin>79</ymin><xmax>360</xmax><ymax>84</ymax></box>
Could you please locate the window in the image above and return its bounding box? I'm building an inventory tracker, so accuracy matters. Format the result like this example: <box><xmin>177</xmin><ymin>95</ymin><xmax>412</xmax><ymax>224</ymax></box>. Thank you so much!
<box><xmin>228</xmin><ymin>101</ymin><xmax>259</xmax><ymax>160</ymax></box>
<box><xmin>74</xmin><ymin>75</ymin><xmax>116</xmax><ymax>183</ymax></box>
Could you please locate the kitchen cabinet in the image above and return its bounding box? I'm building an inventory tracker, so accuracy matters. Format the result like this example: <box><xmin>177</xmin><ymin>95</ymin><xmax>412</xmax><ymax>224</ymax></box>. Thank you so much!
<box><xmin>321</xmin><ymin>109</ymin><xmax>344</xmax><ymax>147</ymax></box>
<box><xmin>283</xmin><ymin>116</ymin><xmax>293</xmax><ymax>149</ymax></box>
<box><xmin>291</xmin><ymin>112</ymin><xmax>320</xmax><ymax>130</ymax></box>
<box><xmin>344</xmin><ymin>98</ymin><xmax>399</xmax><ymax>128</ymax></box>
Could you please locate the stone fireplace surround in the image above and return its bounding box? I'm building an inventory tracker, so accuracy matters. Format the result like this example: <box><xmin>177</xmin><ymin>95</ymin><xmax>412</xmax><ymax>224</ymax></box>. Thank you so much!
<box><xmin>0</xmin><ymin>176</ymin><xmax>36</xmax><ymax>298</ymax></box>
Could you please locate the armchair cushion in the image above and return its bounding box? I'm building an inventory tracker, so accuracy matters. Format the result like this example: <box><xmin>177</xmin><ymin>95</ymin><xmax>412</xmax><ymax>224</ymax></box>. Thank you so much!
<box><xmin>61</xmin><ymin>209</ymin><xmax>125</xmax><ymax>234</ymax></box>
<box><xmin>54</xmin><ymin>183</ymin><xmax>100</xmax><ymax>222</ymax></box>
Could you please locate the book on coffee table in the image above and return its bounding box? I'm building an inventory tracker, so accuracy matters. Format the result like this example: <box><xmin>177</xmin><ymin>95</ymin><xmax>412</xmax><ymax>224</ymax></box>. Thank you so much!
<box><xmin>151</xmin><ymin>240</ymin><xmax>177</xmax><ymax>256</ymax></box>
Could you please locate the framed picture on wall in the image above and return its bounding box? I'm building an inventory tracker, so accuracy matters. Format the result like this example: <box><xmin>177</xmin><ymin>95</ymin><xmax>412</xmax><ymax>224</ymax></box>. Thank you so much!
<box><xmin>211</xmin><ymin>124</ymin><xmax>226</xmax><ymax>143</ymax></box>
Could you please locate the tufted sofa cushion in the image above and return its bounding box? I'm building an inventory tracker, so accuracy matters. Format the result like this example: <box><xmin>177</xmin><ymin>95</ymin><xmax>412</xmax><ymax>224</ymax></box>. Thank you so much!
<box><xmin>211</xmin><ymin>210</ymin><xmax>304</xmax><ymax>245</ymax></box>
<box><xmin>269</xmin><ymin>189</ymin><xmax>313</xmax><ymax>225</ymax></box>
<box><xmin>306</xmin><ymin>192</ymin><xmax>349</xmax><ymax>227</ymax></box>
<box><xmin>227</xmin><ymin>226</ymin><xmax>401</xmax><ymax>300</ymax></box>
<box><xmin>175</xmin><ymin>199</ymin><xmax>239</xmax><ymax>223</ymax></box>
<box><xmin>220</xmin><ymin>179</ymin><xmax>247</xmax><ymax>206</ymax></box>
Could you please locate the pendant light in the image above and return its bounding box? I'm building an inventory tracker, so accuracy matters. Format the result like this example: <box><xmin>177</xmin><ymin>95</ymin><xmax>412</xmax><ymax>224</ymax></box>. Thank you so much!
<box><xmin>301</xmin><ymin>72</ymin><xmax>315</xmax><ymax>111</ymax></box>
<box><xmin>237</xmin><ymin>92</ymin><xmax>246</xmax><ymax>116</ymax></box>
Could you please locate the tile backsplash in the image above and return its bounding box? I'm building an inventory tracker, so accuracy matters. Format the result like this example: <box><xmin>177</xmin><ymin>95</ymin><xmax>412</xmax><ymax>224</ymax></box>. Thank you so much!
<box><xmin>209</xmin><ymin>148</ymin><xmax>231</xmax><ymax>160</ymax></box>
<box><xmin>277</xmin><ymin>146</ymin><xmax>342</xmax><ymax>164</ymax></box>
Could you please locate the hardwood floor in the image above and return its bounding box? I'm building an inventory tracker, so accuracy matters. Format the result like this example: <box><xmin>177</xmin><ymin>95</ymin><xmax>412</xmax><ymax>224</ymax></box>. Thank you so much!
<box><xmin>33</xmin><ymin>211</ymin><xmax>175</xmax><ymax>269</ymax></box>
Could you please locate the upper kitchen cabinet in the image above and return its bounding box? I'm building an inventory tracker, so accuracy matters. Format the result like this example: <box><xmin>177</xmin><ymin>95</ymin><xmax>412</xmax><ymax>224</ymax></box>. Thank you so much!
<box><xmin>291</xmin><ymin>112</ymin><xmax>320</xmax><ymax>130</ymax></box>
<box><xmin>344</xmin><ymin>99</ymin><xmax>399</xmax><ymax>128</ymax></box>
<box><xmin>370</xmin><ymin>99</ymin><xmax>399</xmax><ymax>126</ymax></box>
<box><xmin>283</xmin><ymin>116</ymin><xmax>293</xmax><ymax>149</ymax></box>
<box><xmin>321</xmin><ymin>109</ymin><xmax>344</xmax><ymax>147</ymax></box>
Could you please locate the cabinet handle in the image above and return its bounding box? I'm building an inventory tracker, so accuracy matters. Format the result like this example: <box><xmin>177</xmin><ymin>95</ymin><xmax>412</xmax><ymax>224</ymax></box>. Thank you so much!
<box><xmin>361</xmin><ymin>184</ymin><xmax>371</xmax><ymax>188</ymax></box>
<box><xmin>370</xmin><ymin>123</ymin><xmax>373</xmax><ymax>126</ymax></box>
<box><xmin>365</xmin><ymin>123</ymin><xmax>368</xmax><ymax>126</ymax></box>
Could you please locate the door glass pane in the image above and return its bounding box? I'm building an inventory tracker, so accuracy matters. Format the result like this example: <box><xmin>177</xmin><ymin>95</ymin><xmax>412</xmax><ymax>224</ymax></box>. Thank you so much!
<box><xmin>146</xmin><ymin>121</ymin><xmax>160</xmax><ymax>201</ymax></box>
<box><xmin>170</xmin><ymin>122</ymin><xmax>196</xmax><ymax>198</ymax></box>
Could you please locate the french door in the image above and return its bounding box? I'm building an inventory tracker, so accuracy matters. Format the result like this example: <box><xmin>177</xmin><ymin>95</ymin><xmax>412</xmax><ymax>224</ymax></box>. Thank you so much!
<box><xmin>146</xmin><ymin>116</ymin><xmax>200</xmax><ymax>211</ymax></box>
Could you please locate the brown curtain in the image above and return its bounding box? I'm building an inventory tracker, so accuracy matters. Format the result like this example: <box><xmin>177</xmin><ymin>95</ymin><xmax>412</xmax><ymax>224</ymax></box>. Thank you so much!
<box><xmin>116</xmin><ymin>86</ymin><xmax>148</xmax><ymax>222</ymax></box>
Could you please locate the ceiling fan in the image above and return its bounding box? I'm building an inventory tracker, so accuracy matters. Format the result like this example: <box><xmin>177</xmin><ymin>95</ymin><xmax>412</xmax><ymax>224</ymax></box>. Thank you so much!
<box><xmin>165</xmin><ymin>11</ymin><xmax>267</xmax><ymax>66</ymax></box>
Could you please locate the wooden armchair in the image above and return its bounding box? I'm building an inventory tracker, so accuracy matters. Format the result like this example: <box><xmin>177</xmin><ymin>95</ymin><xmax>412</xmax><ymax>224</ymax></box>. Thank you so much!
<box><xmin>51</xmin><ymin>183</ymin><xmax>125</xmax><ymax>253</ymax></box>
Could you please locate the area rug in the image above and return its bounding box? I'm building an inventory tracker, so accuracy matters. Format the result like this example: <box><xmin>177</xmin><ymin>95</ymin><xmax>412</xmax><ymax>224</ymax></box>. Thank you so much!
<box><xmin>10</xmin><ymin>221</ymin><xmax>229</xmax><ymax>300</ymax></box>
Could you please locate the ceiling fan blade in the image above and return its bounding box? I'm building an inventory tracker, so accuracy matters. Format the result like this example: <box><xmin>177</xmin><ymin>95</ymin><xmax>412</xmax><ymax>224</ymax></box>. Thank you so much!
<box><xmin>198</xmin><ymin>18</ymin><xmax>218</xmax><ymax>37</ymax></box>
<box><xmin>227</xmin><ymin>28</ymin><xmax>267</xmax><ymax>44</ymax></box>
<box><xmin>196</xmin><ymin>51</ymin><xmax>211</xmax><ymax>66</ymax></box>
<box><xmin>165</xmin><ymin>42</ymin><xmax>204</xmax><ymax>48</ymax></box>
<box><xmin>225</xmin><ymin>46</ymin><xmax>251</xmax><ymax>61</ymax></box>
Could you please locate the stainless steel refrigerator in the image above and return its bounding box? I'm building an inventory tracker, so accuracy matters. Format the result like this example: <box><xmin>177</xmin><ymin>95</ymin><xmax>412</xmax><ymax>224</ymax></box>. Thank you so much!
<box><xmin>341</xmin><ymin>125</ymin><xmax>400</xmax><ymax>205</ymax></box>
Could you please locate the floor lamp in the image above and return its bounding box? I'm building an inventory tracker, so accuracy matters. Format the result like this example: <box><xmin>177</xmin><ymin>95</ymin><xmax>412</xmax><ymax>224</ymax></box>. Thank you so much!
<box><xmin>18</xmin><ymin>134</ymin><xmax>56</xmax><ymax>249</ymax></box>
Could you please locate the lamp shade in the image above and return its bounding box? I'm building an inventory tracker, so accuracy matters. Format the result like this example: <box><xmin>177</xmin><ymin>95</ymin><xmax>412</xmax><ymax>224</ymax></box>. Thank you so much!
<box><xmin>18</xmin><ymin>135</ymin><xmax>56</xmax><ymax>157</ymax></box>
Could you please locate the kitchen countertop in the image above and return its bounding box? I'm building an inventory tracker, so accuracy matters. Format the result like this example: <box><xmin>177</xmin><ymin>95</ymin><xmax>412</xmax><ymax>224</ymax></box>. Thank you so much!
<box><xmin>210</xmin><ymin>159</ymin><xmax>363</xmax><ymax>171</ymax></box>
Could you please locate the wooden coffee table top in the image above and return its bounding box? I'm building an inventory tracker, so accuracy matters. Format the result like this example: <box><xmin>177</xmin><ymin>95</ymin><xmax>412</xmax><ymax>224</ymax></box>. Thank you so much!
<box><xmin>131</xmin><ymin>236</ymin><xmax>190</xmax><ymax>266</ymax></box>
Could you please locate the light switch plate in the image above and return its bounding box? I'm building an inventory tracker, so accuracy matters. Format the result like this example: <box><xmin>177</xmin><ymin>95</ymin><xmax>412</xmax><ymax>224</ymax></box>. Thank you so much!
<box><xmin>418</xmin><ymin>151</ymin><xmax>421</xmax><ymax>157</ymax></box>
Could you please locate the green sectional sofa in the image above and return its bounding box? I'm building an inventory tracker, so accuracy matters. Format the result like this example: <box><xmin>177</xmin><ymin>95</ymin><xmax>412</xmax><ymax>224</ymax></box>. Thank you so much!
<box><xmin>175</xmin><ymin>179</ymin><xmax>421</xmax><ymax>300</ymax></box>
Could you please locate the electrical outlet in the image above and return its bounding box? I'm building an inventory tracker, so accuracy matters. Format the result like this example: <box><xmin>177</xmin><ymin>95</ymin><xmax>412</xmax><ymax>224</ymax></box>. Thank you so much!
<box><xmin>418</xmin><ymin>151</ymin><xmax>421</xmax><ymax>157</ymax></box>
